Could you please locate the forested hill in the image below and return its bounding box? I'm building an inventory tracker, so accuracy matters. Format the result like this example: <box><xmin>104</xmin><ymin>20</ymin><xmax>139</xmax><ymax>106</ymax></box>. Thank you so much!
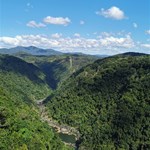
<box><xmin>0</xmin><ymin>54</ymin><xmax>51</xmax><ymax>100</ymax></box>
<box><xmin>17</xmin><ymin>54</ymin><xmax>98</xmax><ymax>89</ymax></box>
<box><xmin>47</xmin><ymin>54</ymin><xmax>150</xmax><ymax>150</ymax></box>
<box><xmin>0</xmin><ymin>54</ymin><xmax>71</xmax><ymax>150</ymax></box>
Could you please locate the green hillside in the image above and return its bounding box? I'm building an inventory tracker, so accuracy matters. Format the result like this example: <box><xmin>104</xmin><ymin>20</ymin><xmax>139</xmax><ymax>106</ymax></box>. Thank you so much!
<box><xmin>17</xmin><ymin>54</ymin><xmax>97</xmax><ymax>89</ymax></box>
<box><xmin>0</xmin><ymin>54</ymin><xmax>71</xmax><ymax>150</ymax></box>
<box><xmin>47</xmin><ymin>54</ymin><xmax>150</xmax><ymax>149</ymax></box>
<box><xmin>0</xmin><ymin>55</ymin><xmax>51</xmax><ymax>100</ymax></box>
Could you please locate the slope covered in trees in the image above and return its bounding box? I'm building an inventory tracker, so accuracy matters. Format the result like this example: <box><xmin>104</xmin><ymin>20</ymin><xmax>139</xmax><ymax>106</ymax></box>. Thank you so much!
<box><xmin>47</xmin><ymin>54</ymin><xmax>150</xmax><ymax>149</ymax></box>
<box><xmin>0</xmin><ymin>54</ymin><xmax>71</xmax><ymax>150</ymax></box>
<box><xmin>0</xmin><ymin>54</ymin><xmax>51</xmax><ymax>100</ymax></box>
<box><xmin>17</xmin><ymin>54</ymin><xmax>97</xmax><ymax>89</ymax></box>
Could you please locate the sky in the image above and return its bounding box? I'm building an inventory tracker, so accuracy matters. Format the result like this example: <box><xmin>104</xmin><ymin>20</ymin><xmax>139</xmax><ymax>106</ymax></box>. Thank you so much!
<box><xmin>0</xmin><ymin>0</ymin><xmax>150</xmax><ymax>55</ymax></box>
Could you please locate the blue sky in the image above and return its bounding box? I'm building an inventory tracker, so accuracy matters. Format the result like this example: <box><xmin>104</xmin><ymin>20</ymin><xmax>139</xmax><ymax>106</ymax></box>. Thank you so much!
<box><xmin>0</xmin><ymin>0</ymin><xmax>150</xmax><ymax>55</ymax></box>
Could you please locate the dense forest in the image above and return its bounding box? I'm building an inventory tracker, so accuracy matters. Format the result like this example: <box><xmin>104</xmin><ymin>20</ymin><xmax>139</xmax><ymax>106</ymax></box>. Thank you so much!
<box><xmin>0</xmin><ymin>54</ymin><xmax>72</xmax><ymax>150</ymax></box>
<box><xmin>0</xmin><ymin>52</ymin><xmax>149</xmax><ymax>150</ymax></box>
<box><xmin>1</xmin><ymin>0</ymin><xmax>149</xmax><ymax>149</ymax></box>
<box><xmin>17</xmin><ymin>54</ymin><xmax>97</xmax><ymax>89</ymax></box>
<box><xmin>46</xmin><ymin>54</ymin><xmax>150</xmax><ymax>150</ymax></box>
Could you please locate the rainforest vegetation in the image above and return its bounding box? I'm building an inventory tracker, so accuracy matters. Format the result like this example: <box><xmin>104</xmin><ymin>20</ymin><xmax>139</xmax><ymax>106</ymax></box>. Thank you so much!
<box><xmin>0</xmin><ymin>54</ymin><xmax>72</xmax><ymax>150</ymax></box>
<box><xmin>47</xmin><ymin>54</ymin><xmax>150</xmax><ymax>150</ymax></box>
<box><xmin>0</xmin><ymin>53</ymin><xmax>149</xmax><ymax>150</ymax></box>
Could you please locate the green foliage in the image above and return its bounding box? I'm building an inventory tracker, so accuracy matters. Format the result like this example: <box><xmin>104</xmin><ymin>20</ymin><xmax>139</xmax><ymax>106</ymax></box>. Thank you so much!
<box><xmin>0</xmin><ymin>55</ymin><xmax>72</xmax><ymax>150</ymax></box>
<box><xmin>18</xmin><ymin>54</ymin><xmax>97</xmax><ymax>89</ymax></box>
<box><xmin>47</xmin><ymin>55</ymin><xmax>150</xmax><ymax>150</ymax></box>
<box><xmin>0</xmin><ymin>55</ymin><xmax>51</xmax><ymax>100</ymax></box>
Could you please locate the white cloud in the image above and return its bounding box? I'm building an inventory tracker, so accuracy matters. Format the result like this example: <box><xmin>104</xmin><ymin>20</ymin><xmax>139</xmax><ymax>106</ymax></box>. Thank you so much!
<box><xmin>141</xmin><ymin>44</ymin><xmax>150</xmax><ymax>48</ymax></box>
<box><xmin>80</xmin><ymin>20</ymin><xmax>85</xmax><ymax>25</ymax></box>
<box><xmin>99</xmin><ymin>35</ymin><xmax>134</xmax><ymax>49</ymax></box>
<box><xmin>74</xmin><ymin>33</ymin><xmax>81</xmax><ymax>38</ymax></box>
<box><xmin>51</xmin><ymin>33</ymin><xmax>62</xmax><ymax>38</ymax></box>
<box><xmin>0</xmin><ymin>37</ymin><xmax>20</xmax><ymax>46</ymax></box>
<box><xmin>101</xmin><ymin>32</ymin><xmax>112</xmax><ymax>37</ymax></box>
<box><xmin>146</xmin><ymin>30</ymin><xmax>150</xmax><ymax>35</ymax></box>
<box><xmin>27</xmin><ymin>21</ymin><xmax>46</xmax><ymax>28</ymax></box>
<box><xmin>43</xmin><ymin>16</ymin><xmax>71</xmax><ymax>26</ymax></box>
<box><xmin>133</xmin><ymin>23</ymin><xmax>138</xmax><ymax>28</ymax></box>
<box><xmin>0</xmin><ymin>33</ymin><xmax>136</xmax><ymax>55</ymax></box>
<box><xmin>96</xmin><ymin>6</ymin><xmax>126</xmax><ymax>20</ymax></box>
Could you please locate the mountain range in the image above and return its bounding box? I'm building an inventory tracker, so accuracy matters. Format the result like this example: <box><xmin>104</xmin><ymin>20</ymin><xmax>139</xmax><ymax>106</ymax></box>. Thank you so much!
<box><xmin>0</xmin><ymin>46</ymin><xmax>62</xmax><ymax>56</ymax></box>
<box><xmin>46</xmin><ymin>53</ymin><xmax>150</xmax><ymax>149</ymax></box>
<box><xmin>0</xmin><ymin>50</ymin><xmax>149</xmax><ymax>150</ymax></box>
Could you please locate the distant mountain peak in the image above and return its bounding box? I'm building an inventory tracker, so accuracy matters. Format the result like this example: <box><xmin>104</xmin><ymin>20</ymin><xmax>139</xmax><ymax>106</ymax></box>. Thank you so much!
<box><xmin>0</xmin><ymin>46</ymin><xmax>62</xmax><ymax>56</ymax></box>
<box><xmin>120</xmin><ymin>52</ymin><xmax>148</xmax><ymax>56</ymax></box>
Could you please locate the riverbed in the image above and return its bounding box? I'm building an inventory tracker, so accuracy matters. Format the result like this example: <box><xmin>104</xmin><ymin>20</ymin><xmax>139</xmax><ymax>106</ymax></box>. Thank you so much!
<box><xmin>58</xmin><ymin>132</ymin><xmax>76</xmax><ymax>144</ymax></box>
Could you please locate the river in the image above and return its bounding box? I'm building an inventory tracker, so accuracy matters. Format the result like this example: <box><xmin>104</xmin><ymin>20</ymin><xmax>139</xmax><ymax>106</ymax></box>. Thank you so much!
<box><xmin>36</xmin><ymin>98</ymin><xmax>80</xmax><ymax>149</ymax></box>
<box><xmin>59</xmin><ymin>132</ymin><xmax>76</xmax><ymax>144</ymax></box>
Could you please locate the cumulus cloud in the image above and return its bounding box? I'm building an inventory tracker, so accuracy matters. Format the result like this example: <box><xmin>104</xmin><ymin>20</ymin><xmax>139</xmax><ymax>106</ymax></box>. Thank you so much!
<box><xmin>133</xmin><ymin>23</ymin><xmax>138</xmax><ymax>28</ymax></box>
<box><xmin>80</xmin><ymin>20</ymin><xmax>85</xmax><ymax>25</ymax></box>
<box><xmin>43</xmin><ymin>16</ymin><xmax>71</xmax><ymax>26</ymax></box>
<box><xmin>99</xmin><ymin>35</ymin><xmax>134</xmax><ymax>49</ymax></box>
<box><xmin>146</xmin><ymin>30</ymin><xmax>150</xmax><ymax>35</ymax></box>
<box><xmin>27</xmin><ymin>21</ymin><xmax>46</xmax><ymax>28</ymax></box>
<box><xmin>100</xmin><ymin>32</ymin><xmax>112</xmax><ymax>37</ymax></box>
<box><xmin>0</xmin><ymin>33</ymin><xmax>136</xmax><ymax>55</ymax></box>
<box><xmin>74</xmin><ymin>33</ymin><xmax>81</xmax><ymax>38</ymax></box>
<box><xmin>51</xmin><ymin>33</ymin><xmax>62</xmax><ymax>38</ymax></box>
<box><xmin>141</xmin><ymin>44</ymin><xmax>150</xmax><ymax>48</ymax></box>
<box><xmin>0</xmin><ymin>37</ymin><xmax>20</xmax><ymax>46</ymax></box>
<box><xmin>96</xmin><ymin>6</ymin><xmax>126</xmax><ymax>20</ymax></box>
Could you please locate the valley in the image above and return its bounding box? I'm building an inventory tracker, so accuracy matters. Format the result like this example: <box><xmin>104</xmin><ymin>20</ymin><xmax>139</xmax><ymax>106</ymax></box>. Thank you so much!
<box><xmin>46</xmin><ymin>53</ymin><xmax>150</xmax><ymax>149</ymax></box>
<box><xmin>1</xmin><ymin>0</ymin><xmax>149</xmax><ymax>149</ymax></box>
<box><xmin>0</xmin><ymin>52</ymin><xmax>96</xmax><ymax>150</ymax></box>
<box><xmin>0</xmin><ymin>51</ymin><xmax>149</xmax><ymax>150</ymax></box>
<box><xmin>36</xmin><ymin>98</ymin><xmax>79</xmax><ymax>149</ymax></box>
